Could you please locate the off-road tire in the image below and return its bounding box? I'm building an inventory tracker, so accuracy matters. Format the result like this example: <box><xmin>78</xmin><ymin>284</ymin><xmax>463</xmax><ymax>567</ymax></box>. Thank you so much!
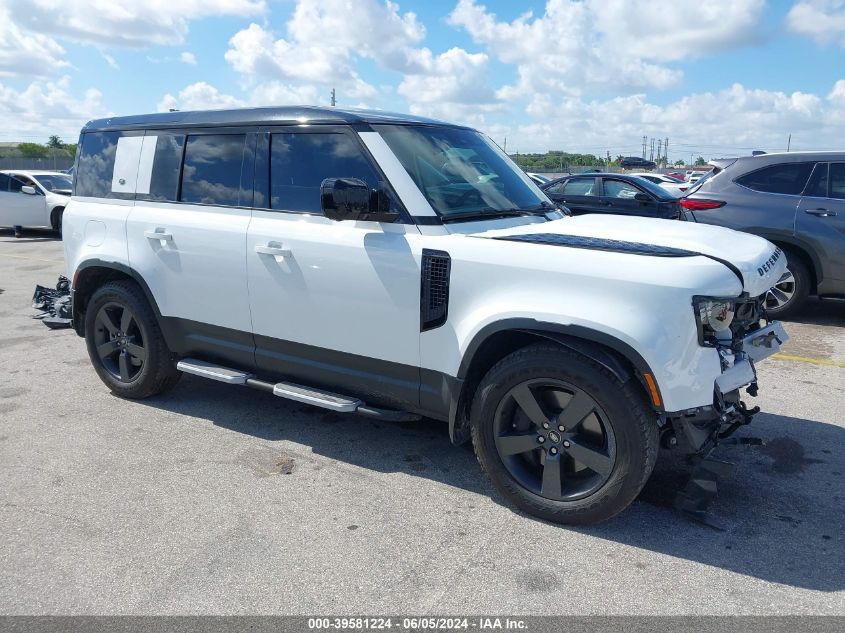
<box><xmin>84</xmin><ymin>280</ymin><xmax>180</xmax><ymax>399</ymax></box>
<box><xmin>470</xmin><ymin>343</ymin><xmax>659</xmax><ymax>525</ymax></box>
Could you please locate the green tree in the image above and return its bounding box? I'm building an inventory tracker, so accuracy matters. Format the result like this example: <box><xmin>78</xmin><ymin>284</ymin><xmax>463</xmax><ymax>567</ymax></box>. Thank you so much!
<box><xmin>694</xmin><ymin>156</ymin><xmax>706</xmax><ymax>166</ymax></box>
<box><xmin>64</xmin><ymin>143</ymin><xmax>78</xmax><ymax>157</ymax></box>
<box><xmin>674</xmin><ymin>159</ymin><xmax>685</xmax><ymax>167</ymax></box>
<box><xmin>47</xmin><ymin>135</ymin><xmax>64</xmax><ymax>149</ymax></box>
<box><xmin>17</xmin><ymin>142</ymin><xmax>48</xmax><ymax>158</ymax></box>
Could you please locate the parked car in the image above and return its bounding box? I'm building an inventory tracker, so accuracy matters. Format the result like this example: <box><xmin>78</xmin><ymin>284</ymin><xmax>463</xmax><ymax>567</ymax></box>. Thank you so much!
<box><xmin>687</xmin><ymin>170</ymin><xmax>710</xmax><ymax>184</ymax></box>
<box><xmin>541</xmin><ymin>173</ymin><xmax>682</xmax><ymax>218</ymax></box>
<box><xmin>64</xmin><ymin>106</ymin><xmax>787</xmax><ymax>525</ymax></box>
<box><xmin>627</xmin><ymin>172</ymin><xmax>689</xmax><ymax>196</ymax></box>
<box><xmin>1</xmin><ymin>170</ymin><xmax>72</xmax><ymax>230</ymax></box>
<box><xmin>682</xmin><ymin>152</ymin><xmax>845</xmax><ymax>317</ymax></box>
<box><xmin>620</xmin><ymin>156</ymin><xmax>656</xmax><ymax>170</ymax></box>
<box><xmin>526</xmin><ymin>172</ymin><xmax>551</xmax><ymax>186</ymax></box>
<box><xmin>0</xmin><ymin>172</ymin><xmax>50</xmax><ymax>233</ymax></box>
<box><xmin>666</xmin><ymin>171</ymin><xmax>686</xmax><ymax>181</ymax></box>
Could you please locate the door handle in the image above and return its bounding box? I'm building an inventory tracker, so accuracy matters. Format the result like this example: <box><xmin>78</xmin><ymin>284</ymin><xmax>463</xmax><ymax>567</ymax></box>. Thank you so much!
<box><xmin>804</xmin><ymin>208</ymin><xmax>837</xmax><ymax>217</ymax></box>
<box><xmin>255</xmin><ymin>242</ymin><xmax>291</xmax><ymax>258</ymax></box>
<box><xmin>144</xmin><ymin>229</ymin><xmax>173</xmax><ymax>241</ymax></box>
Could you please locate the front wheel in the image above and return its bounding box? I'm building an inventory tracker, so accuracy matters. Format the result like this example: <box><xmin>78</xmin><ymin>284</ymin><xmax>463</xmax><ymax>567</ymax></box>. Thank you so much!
<box><xmin>84</xmin><ymin>280</ymin><xmax>180</xmax><ymax>399</ymax></box>
<box><xmin>471</xmin><ymin>344</ymin><xmax>658</xmax><ymax>525</ymax></box>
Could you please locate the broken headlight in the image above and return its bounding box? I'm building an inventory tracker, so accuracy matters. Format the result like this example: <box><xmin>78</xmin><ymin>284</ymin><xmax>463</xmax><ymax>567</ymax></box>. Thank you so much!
<box><xmin>694</xmin><ymin>296</ymin><xmax>736</xmax><ymax>345</ymax></box>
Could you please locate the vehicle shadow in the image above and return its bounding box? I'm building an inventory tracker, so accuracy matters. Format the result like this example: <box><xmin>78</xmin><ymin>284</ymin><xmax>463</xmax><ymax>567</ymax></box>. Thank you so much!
<box><xmin>0</xmin><ymin>227</ymin><xmax>61</xmax><ymax>242</ymax></box>
<box><xmin>139</xmin><ymin>376</ymin><xmax>844</xmax><ymax>592</ymax></box>
<box><xmin>781</xmin><ymin>297</ymin><xmax>845</xmax><ymax>326</ymax></box>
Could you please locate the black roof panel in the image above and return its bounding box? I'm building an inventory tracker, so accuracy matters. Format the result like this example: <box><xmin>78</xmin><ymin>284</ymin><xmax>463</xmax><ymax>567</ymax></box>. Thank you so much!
<box><xmin>83</xmin><ymin>106</ymin><xmax>466</xmax><ymax>132</ymax></box>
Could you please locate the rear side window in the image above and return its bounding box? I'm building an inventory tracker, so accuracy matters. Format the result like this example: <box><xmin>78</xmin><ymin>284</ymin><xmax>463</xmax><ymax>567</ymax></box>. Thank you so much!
<box><xmin>180</xmin><ymin>134</ymin><xmax>247</xmax><ymax>206</ymax></box>
<box><xmin>143</xmin><ymin>133</ymin><xmax>185</xmax><ymax>202</ymax></box>
<box><xmin>269</xmin><ymin>132</ymin><xmax>380</xmax><ymax>213</ymax></box>
<box><xmin>603</xmin><ymin>179</ymin><xmax>640</xmax><ymax>199</ymax></box>
<box><xmin>76</xmin><ymin>131</ymin><xmax>122</xmax><ymax>198</ymax></box>
<box><xmin>735</xmin><ymin>162</ymin><xmax>815</xmax><ymax>195</ymax></box>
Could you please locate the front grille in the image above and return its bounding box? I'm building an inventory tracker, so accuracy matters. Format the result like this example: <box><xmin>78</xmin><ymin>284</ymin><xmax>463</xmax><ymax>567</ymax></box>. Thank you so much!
<box><xmin>420</xmin><ymin>249</ymin><xmax>451</xmax><ymax>331</ymax></box>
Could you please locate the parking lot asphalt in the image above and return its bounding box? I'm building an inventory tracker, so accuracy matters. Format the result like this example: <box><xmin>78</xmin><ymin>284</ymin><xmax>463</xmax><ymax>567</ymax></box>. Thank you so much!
<box><xmin>0</xmin><ymin>227</ymin><xmax>843</xmax><ymax>616</ymax></box>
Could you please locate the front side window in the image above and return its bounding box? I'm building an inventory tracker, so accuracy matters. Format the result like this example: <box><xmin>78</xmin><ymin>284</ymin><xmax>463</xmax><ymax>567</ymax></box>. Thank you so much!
<box><xmin>804</xmin><ymin>163</ymin><xmax>829</xmax><ymax>198</ymax></box>
<box><xmin>180</xmin><ymin>134</ymin><xmax>247</xmax><ymax>206</ymax></box>
<box><xmin>75</xmin><ymin>131</ymin><xmax>122</xmax><ymax>198</ymax></box>
<box><xmin>33</xmin><ymin>174</ymin><xmax>72</xmax><ymax>192</ymax></box>
<box><xmin>603</xmin><ymin>179</ymin><xmax>641</xmax><ymax>199</ymax></box>
<box><xmin>736</xmin><ymin>162</ymin><xmax>815</xmax><ymax>195</ymax></box>
<box><xmin>270</xmin><ymin>132</ymin><xmax>380</xmax><ymax>213</ymax></box>
<box><xmin>8</xmin><ymin>175</ymin><xmax>25</xmax><ymax>193</ymax></box>
<box><xmin>830</xmin><ymin>163</ymin><xmax>845</xmax><ymax>200</ymax></box>
<box><xmin>376</xmin><ymin>124</ymin><xmax>546</xmax><ymax>219</ymax></box>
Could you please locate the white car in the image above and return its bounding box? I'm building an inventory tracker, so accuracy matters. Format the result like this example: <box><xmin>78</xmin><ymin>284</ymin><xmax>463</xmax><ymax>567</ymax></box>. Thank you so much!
<box><xmin>1</xmin><ymin>172</ymin><xmax>47</xmax><ymax>233</ymax></box>
<box><xmin>1</xmin><ymin>170</ymin><xmax>72</xmax><ymax>231</ymax></box>
<box><xmin>627</xmin><ymin>172</ymin><xmax>689</xmax><ymax>196</ymax></box>
<box><xmin>63</xmin><ymin>106</ymin><xmax>788</xmax><ymax>525</ymax></box>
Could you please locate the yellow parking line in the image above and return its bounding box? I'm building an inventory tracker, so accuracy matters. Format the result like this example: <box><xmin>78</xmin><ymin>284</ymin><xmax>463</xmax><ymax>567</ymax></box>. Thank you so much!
<box><xmin>771</xmin><ymin>353</ymin><xmax>845</xmax><ymax>368</ymax></box>
<box><xmin>0</xmin><ymin>253</ymin><xmax>64</xmax><ymax>263</ymax></box>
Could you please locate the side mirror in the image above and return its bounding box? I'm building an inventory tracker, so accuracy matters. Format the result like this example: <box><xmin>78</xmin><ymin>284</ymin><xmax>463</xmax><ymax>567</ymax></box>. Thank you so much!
<box><xmin>21</xmin><ymin>185</ymin><xmax>37</xmax><ymax>195</ymax></box>
<box><xmin>320</xmin><ymin>177</ymin><xmax>399</xmax><ymax>223</ymax></box>
<box><xmin>634</xmin><ymin>192</ymin><xmax>651</xmax><ymax>203</ymax></box>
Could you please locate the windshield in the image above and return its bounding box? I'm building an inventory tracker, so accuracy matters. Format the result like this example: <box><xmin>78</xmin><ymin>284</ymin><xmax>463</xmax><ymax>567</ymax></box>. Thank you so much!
<box><xmin>33</xmin><ymin>174</ymin><xmax>73</xmax><ymax>191</ymax></box>
<box><xmin>375</xmin><ymin>124</ymin><xmax>548</xmax><ymax>219</ymax></box>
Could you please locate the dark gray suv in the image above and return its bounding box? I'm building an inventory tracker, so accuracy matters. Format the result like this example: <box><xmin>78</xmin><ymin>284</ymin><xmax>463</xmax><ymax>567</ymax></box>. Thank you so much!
<box><xmin>681</xmin><ymin>152</ymin><xmax>845</xmax><ymax>317</ymax></box>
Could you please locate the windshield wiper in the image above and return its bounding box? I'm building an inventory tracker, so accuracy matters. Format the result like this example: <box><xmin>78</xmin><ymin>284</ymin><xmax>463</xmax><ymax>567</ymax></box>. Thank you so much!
<box><xmin>441</xmin><ymin>206</ymin><xmax>552</xmax><ymax>223</ymax></box>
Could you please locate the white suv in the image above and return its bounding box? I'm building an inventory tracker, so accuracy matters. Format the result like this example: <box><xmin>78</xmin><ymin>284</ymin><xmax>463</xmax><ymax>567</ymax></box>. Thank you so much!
<box><xmin>63</xmin><ymin>107</ymin><xmax>788</xmax><ymax>524</ymax></box>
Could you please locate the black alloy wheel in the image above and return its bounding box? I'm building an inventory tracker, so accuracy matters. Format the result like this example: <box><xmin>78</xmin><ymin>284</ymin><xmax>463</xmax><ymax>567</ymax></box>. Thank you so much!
<box><xmin>92</xmin><ymin>302</ymin><xmax>147</xmax><ymax>382</ymax></box>
<box><xmin>493</xmin><ymin>378</ymin><xmax>616</xmax><ymax>501</ymax></box>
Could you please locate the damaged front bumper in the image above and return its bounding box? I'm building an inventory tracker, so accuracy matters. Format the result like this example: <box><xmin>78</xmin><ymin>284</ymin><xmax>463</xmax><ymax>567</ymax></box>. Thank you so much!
<box><xmin>667</xmin><ymin>320</ymin><xmax>788</xmax><ymax>455</ymax></box>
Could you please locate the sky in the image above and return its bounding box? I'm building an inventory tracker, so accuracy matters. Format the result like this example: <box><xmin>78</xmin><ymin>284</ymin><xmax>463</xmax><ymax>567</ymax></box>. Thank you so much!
<box><xmin>1</xmin><ymin>0</ymin><xmax>845</xmax><ymax>162</ymax></box>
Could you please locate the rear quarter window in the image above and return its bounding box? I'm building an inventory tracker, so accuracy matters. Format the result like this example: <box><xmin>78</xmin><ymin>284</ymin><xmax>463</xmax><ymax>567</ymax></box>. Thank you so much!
<box><xmin>735</xmin><ymin>162</ymin><xmax>815</xmax><ymax>195</ymax></box>
<box><xmin>75</xmin><ymin>131</ymin><xmax>123</xmax><ymax>198</ymax></box>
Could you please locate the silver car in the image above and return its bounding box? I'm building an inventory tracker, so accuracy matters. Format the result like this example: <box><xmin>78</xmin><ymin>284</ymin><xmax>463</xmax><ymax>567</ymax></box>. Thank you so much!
<box><xmin>682</xmin><ymin>152</ymin><xmax>845</xmax><ymax>317</ymax></box>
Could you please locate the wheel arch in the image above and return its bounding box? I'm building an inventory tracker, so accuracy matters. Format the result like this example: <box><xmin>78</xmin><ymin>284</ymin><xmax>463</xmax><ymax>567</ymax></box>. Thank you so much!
<box><xmin>749</xmin><ymin>232</ymin><xmax>820</xmax><ymax>294</ymax></box>
<box><xmin>448</xmin><ymin>319</ymin><xmax>662</xmax><ymax>444</ymax></box>
<box><xmin>72</xmin><ymin>260</ymin><xmax>163</xmax><ymax>338</ymax></box>
<box><xmin>49</xmin><ymin>206</ymin><xmax>65</xmax><ymax>230</ymax></box>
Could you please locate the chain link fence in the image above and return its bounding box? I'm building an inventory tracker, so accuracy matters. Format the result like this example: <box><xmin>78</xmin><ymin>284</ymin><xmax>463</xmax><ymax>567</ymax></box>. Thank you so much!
<box><xmin>0</xmin><ymin>156</ymin><xmax>74</xmax><ymax>171</ymax></box>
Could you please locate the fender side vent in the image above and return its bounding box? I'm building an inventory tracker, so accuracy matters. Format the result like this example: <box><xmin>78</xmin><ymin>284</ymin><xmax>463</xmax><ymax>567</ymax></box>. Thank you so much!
<box><xmin>421</xmin><ymin>249</ymin><xmax>451</xmax><ymax>331</ymax></box>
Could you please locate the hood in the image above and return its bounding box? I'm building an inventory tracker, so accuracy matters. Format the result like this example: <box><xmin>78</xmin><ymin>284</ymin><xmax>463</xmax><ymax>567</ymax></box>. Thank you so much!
<box><xmin>473</xmin><ymin>214</ymin><xmax>785</xmax><ymax>298</ymax></box>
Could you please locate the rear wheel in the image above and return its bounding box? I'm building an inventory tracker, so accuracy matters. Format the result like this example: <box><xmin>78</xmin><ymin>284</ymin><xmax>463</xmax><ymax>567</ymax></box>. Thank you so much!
<box><xmin>765</xmin><ymin>256</ymin><xmax>810</xmax><ymax>319</ymax></box>
<box><xmin>84</xmin><ymin>280</ymin><xmax>180</xmax><ymax>398</ymax></box>
<box><xmin>50</xmin><ymin>207</ymin><xmax>64</xmax><ymax>233</ymax></box>
<box><xmin>471</xmin><ymin>344</ymin><xmax>658</xmax><ymax>525</ymax></box>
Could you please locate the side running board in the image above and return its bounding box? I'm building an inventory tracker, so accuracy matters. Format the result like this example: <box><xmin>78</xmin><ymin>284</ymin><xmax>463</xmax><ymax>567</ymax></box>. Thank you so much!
<box><xmin>175</xmin><ymin>357</ymin><xmax>418</xmax><ymax>421</ymax></box>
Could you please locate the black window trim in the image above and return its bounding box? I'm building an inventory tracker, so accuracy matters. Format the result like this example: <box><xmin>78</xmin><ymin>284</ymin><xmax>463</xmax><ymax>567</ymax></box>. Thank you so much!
<box><xmin>733</xmin><ymin>161</ymin><xmax>818</xmax><ymax>198</ymax></box>
<box><xmin>253</xmin><ymin>124</ymin><xmax>411</xmax><ymax>224</ymax></box>
<box><xmin>802</xmin><ymin>162</ymin><xmax>829</xmax><ymax>199</ymax></box>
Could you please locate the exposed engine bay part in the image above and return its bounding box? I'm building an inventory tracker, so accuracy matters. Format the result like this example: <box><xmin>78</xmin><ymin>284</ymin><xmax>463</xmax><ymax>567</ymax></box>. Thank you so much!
<box><xmin>32</xmin><ymin>276</ymin><xmax>72</xmax><ymax>329</ymax></box>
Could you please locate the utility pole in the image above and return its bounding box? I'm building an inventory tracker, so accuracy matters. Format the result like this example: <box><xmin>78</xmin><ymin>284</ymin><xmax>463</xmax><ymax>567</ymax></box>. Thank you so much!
<box><xmin>642</xmin><ymin>136</ymin><xmax>647</xmax><ymax>159</ymax></box>
<box><xmin>787</xmin><ymin>134</ymin><xmax>791</xmax><ymax>152</ymax></box>
<box><xmin>649</xmin><ymin>138</ymin><xmax>655</xmax><ymax>162</ymax></box>
<box><xmin>330</xmin><ymin>88</ymin><xmax>336</xmax><ymax>107</ymax></box>
<box><xmin>657</xmin><ymin>139</ymin><xmax>662</xmax><ymax>166</ymax></box>
<box><xmin>503</xmin><ymin>136</ymin><xmax>507</xmax><ymax>154</ymax></box>
<box><xmin>664</xmin><ymin>137</ymin><xmax>669</xmax><ymax>165</ymax></box>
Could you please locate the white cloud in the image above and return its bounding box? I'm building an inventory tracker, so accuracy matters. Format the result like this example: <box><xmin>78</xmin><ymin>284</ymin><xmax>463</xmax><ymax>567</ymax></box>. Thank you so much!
<box><xmin>0</xmin><ymin>6</ymin><xmax>69</xmax><ymax>77</ymax></box>
<box><xmin>787</xmin><ymin>0</ymin><xmax>845</xmax><ymax>45</ymax></box>
<box><xmin>0</xmin><ymin>76</ymin><xmax>110</xmax><ymax>141</ymax></box>
<box><xmin>6</xmin><ymin>0</ymin><xmax>266</xmax><ymax>47</ymax></box>
<box><xmin>102</xmin><ymin>53</ymin><xmax>119</xmax><ymax>69</ymax></box>
<box><xmin>448</xmin><ymin>0</ymin><xmax>764</xmax><ymax>97</ymax></box>
<box><xmin>157</xmin><ymin>82</ymin><xmax>246</xmax><ymax>112</ymax></box>
<box><xmin>489</xmin><ymin>82</ymin><xmax>844</xmax><ymax>157</ymax></box>
<box><xmin>180</xmin><ymin>52</ymin><xmax>197</xmax><ymax>65</ymax></box>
